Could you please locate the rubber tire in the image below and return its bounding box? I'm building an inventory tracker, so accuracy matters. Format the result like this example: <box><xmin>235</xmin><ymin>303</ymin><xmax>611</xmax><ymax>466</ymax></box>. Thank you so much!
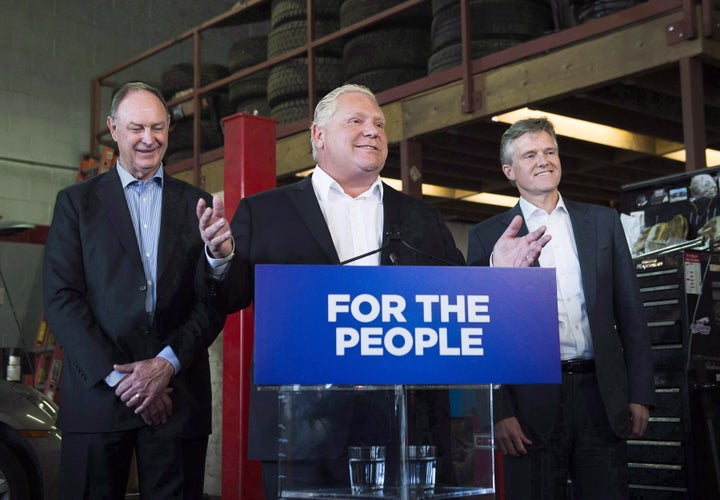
<box><xmin>267</xmin><ymin>19</ymin><xmax>343</xmax><ymax>59</ymax></box>
<box><xmin>227</xmin><ymin>36</ymin><xmax>268</xmax><ymax>71</ymax></box>
<box><xmin>271</xmin><ymin>0</ymin><xmax>342</xmax><ymax>28</ymax></box>
<box><xmin>267</xmin><ymin>57</ymin><xmax>343</xmax><ymax>107</ymax></box>
<box><xmin>344</xmin><ymin>67</ymin><xmax>427</xmax><ymax>94</ymax></box>
<box><xmin>430</xmin><ymin>0</ymin><xmax>553</xmax><ymax>52</ymax></box>
<box><xmin>427</xmin><ymin>39</ymin><xmax>521</xmax><ymax>74</ymax></box>
<box><xmin>271</xmin><ymin>98</ymin><xmax>313</xmax><ymax>125</ymax></box>
<box><xmin>0</xmin><ymin>442</ymin><xmax>31</xmax><ymax>500</ymax></box>
<box><xmin>339</xmin><ymin>0</ymin><xmax>431</xmax><ymax>28</ymax></box>
<box><xmin>343</xmin><ymin>28</ymin><xmax>430</xmax><ymax>78</ymax></box>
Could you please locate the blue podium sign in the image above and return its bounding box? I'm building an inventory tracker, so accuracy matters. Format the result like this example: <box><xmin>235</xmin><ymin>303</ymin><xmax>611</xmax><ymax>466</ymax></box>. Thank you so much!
<box><xmin>254</xmin><ymin>264</ymin><xmax>560</xmax><ymax>386</ymax></box>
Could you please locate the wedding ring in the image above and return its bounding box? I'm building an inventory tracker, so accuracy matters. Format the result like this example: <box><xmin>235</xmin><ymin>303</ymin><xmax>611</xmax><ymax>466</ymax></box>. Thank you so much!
<box><xmin>133</xmin><ymin>393</ymin><xmax>142</xmax><ymax>400</ymax></box>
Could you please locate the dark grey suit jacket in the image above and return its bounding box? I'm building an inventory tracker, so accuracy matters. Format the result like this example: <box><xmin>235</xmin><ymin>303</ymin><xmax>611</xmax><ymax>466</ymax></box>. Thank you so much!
<box><xmin>207</xmin><ymin>174</ymin><xmax>466</xmax><ymax>461</ymax></box>
<box><xmin>467</xmin><ymin>199</ymin><xmax>655</xmax><ymax>438</ymax></box>
<box><xmin>44</xmin><ymin>167</ymin><xmax>225</xmax><ymax>435</ymax></box>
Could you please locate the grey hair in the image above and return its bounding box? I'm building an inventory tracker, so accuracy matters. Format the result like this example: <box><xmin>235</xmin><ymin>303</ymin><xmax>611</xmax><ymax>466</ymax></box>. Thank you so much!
<box><xmin>310</xmin><ymin>84</ymin><xmax>378</xmax><ymax>161</ymax></box>
<box><xmin>109</xmin><ymin>82</ymin><xmax>169</xmax><ymax>121</ymax></box>
<box><xmin>500</xmin><ymin>117</ymin><xmax>558</xmax><ymax>166</ymax></box>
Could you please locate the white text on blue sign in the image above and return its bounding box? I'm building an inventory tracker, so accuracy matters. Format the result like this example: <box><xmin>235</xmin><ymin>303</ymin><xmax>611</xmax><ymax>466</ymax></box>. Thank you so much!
<box><xmin>328</xmin><ymin>294</ymin><xmax>489</xmax><ymax>356</ymax></box>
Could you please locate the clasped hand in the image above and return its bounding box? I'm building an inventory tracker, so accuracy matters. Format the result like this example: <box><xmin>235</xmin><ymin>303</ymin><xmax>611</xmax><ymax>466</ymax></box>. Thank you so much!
<box><xmin>114</xmin><ymin>357</ymin><xmax>175</xmax><ymax>426</ymax></box>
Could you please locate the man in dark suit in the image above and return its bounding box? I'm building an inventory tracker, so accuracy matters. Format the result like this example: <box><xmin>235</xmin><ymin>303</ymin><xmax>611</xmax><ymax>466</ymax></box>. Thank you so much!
<box><xmin>43</xmin><ymin>82</ymin><xmax>225</xmax><ymax>499</ymax></box>
<box><xmin>196</xmin><ymin>84</ymin><xmax>548</xmax><ymax>498</ymax></box>
<box><xmin>467</xmin><ymin>117</ymin><xmax>655</xmax><ymax>499</ymax></box>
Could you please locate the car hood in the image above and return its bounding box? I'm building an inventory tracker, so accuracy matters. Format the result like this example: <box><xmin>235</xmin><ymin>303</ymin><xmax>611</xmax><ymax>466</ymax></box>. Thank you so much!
<box><xmin>0</xmin><ymin>380</ymin><xmax>58</xmax><ymax>430</ymax></box>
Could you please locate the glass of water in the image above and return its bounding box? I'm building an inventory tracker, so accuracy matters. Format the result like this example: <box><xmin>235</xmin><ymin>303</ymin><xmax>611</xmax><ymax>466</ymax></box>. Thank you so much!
<box><xmin>408</xmin><ymin>445</ymin><xmax>436</xmax><ymax>490</ymax></box>
<box><xmin>348</xmin><ymin>445</ymin><xmax>386</xmax><ymax>494</ymax></box>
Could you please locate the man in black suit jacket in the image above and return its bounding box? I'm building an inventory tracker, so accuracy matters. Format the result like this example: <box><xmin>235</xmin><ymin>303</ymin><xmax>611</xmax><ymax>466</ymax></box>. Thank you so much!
<box><xmin>467</xmin><ymin>117</ymin><xmax>655</xmax><ymax>499</ymax></box>
<box><xmin>196</xmin><ymin>84</ymin><xmax>548</xmax><ymax>498</ymax></box>
<box><xmin>44</xmin><ymin>82</ymin><xmax>225</xmax><ymax>499</ymax></box>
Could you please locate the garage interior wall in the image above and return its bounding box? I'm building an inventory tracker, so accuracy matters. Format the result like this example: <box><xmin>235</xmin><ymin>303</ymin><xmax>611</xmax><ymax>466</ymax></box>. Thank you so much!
<box><xmin>0</xmin><ymin>0</ymin><xmax>243</xmax><ymax>226</ymax></box>
<box><xmin>0</xmin><ymin>1</ymin><xmax>257</xmax><ymax>496</ymax></box>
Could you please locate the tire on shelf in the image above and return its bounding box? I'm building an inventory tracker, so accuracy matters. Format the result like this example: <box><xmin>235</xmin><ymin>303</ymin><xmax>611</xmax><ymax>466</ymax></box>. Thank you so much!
<box><xmin>342</xmin><ymin>28</ymin><xmax>430</xmax><ymax>79</ymax></box>
<box><xmin>167</xmin><ymin>119</ymin><xmax>224</xmax><ymax>155</ymax></box>
<box><xmin>339</xmin><ymin>0</ymin><xmax>431</xmax><ymax>29</ymax></box>
<box><xmin>344</xmin><ymin>67</ymin><xmax>427</xmax><ymax>94</ymax></box>
<box><xmin>271</xmin><ymin>0</ymin><xmax>342</xmax><ymax>28</ymax></box>
<box><xmin>575</xmin><ymin>0</ymin><xmax>646</xmax><ymax>24</ymax></box>
<box><xmin>271</xmin><ymin>98</ymin><xmax>313</xmax><ymax>125</ymax></box>
<box><xmin>267</xmin><ymin>57</ymin><xmax>343</xmax><ymax>107</ymax></box>
<box><xmin>267</xmin><ymin>19</ymin><xmax>343</xmax><ymax>59</ymax></box>
<box><xmin>430</xmin><ymin>0</ymin><xmax>554</xmax><ymax>53</ymax></box>
<box><xmin>236</xmin><ymin>97</ymin><xmax>272</xmax><ymax>118</ymax></box>
<box><xmin>427</xmin><ymin>39</ymin><xmax>522</xmax><ymax>74</ymax></box>
<box><xmin>228</xmin><ymin>36</ymin><xmax>268</xmax><ymax>71</ymax></box>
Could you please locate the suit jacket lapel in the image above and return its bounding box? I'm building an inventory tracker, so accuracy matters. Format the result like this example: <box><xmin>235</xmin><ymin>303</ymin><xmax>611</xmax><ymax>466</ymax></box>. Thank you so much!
<box><xmin>566</xmin><ymin>200</ymin><xmax>597</xmax><ymax>308</ymax></box>
<box><xmin>501</xmin><ymin>204</ymin><xmax>528</xmax><ymax>237</ymax></box>
<box><xmin>157</xmin><ymin>176</ymin><xmax>184</xmax><ymax>282</ymax></box>
<box><xmin>286</xmin><ymin>175</ymin><xmax>340</xmax><ymax>263</ymax></box>
<box><xmin>96</xmin><ymin>168</ymin><xmax>144</xmax><ymax>272</ymax></box>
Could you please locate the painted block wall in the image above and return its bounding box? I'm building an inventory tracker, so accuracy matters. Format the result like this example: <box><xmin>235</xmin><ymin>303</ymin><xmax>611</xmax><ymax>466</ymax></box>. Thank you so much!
<box><xmin>0</xmin><ymin>0</ymin><xmax>261</xmax><ymax>226</ymax></box>
<box><xmin>0</xmin><ymin>1</ymin><xmax>268</xmax><ymax>496</ymax></box>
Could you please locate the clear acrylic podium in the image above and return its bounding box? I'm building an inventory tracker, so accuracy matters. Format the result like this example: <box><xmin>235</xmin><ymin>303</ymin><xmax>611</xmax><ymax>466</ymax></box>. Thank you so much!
<box><xmin>253</xmin><ymin>264</ymin><xmax>561</xmax><ymax>500</ymax></box>
<box><xmin>273</xmin><ymin>384</ymin><xmax>495</xmax><ymax>499</ymax></box>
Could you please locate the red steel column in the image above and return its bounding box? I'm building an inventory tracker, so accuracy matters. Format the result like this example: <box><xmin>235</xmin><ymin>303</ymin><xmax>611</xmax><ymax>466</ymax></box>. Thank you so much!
<box><xmin>220</xmin><ymin>113</ymin><xmax>277</xmax><ymax>499</ymax></box>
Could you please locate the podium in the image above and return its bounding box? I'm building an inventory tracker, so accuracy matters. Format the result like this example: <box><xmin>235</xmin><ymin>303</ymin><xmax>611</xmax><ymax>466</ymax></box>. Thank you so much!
<box><xmin>254</xmin><ymin>265</ymin><xmax>560</xmax><ymax>499</ymax></box>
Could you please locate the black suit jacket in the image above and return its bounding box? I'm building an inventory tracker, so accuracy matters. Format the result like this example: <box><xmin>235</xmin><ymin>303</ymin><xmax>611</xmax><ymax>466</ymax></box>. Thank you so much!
<box><xmin>466</xmin><ymin>200</ymin><xmax>655</xmax><ymax>438</ymax></box>
<box><xmin>44</xmin><ymin>167</ymin><xmax>225</xmax><ymax>435</ymax></box>
<box><xmin>208</xmin><ymin>174</ymin><xmax>465</xmax><ymax>462</ymax></box>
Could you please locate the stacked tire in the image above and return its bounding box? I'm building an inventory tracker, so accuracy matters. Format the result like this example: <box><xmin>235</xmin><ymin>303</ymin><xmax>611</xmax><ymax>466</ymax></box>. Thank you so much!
<box><xmin>160</xmin><ymin>63</ymin><xmax>230</xmax><ymax>162</ymax></box>
<box><xmin>573</xmin><ymin>0</ymin><xmax>646</xmax><ymax>24</ymax></box>
<box><xmin>428</xmin><ymin>0</ymin><xmax>555</xmax><ymax>74</ymax></box>
<box><xmin>228</xmin><ymin>35</ymin><xmax>271</xmax><ymax>118</ymax></box>
<box><xmin>267</xmin><ymin>0</ymin><xmax>343</xmax><ymax>124</ymax></box>
<box><xmin>340</xmin><ymin>0</ymin><xmax>432</xmax><ymax>93</ymax></box>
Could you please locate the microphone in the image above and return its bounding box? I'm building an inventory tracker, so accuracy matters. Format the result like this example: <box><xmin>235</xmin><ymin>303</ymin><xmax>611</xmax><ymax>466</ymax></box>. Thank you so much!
<box><xmin>339</xmin><ymin>242</ymin><xmax>389</xmax><ymax>265</ymax></box>
<box><xmin>339</xmin><ymin>227</ymin><xmax>400</xmax><ymax>266</ymax></box>
<box><xmin>393</xmin><ymin>230</ymin><xmax>461</xmax><ymax>266</ymax></box>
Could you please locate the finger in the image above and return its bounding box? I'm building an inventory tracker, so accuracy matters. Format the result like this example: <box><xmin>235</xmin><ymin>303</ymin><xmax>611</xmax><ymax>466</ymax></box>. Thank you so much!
<box><xmin>500</xmin><ymin>215</ymin><xmax>524</xmax><ymax>239</ymax></box>
<box><xmin>135</xmin><ymin>395</ymin><xmax>152</xmax><ymax>414</ymax></box>
<box><xmin>124</xmin><ymin>392</ymin><xmax>143</xmax><ymax>407</ymax></box>
<box><xmin>196</xmin><ymin>198</ymin><xmax>208</xmax><ymax>220</ymax></box>
<box><xmin>212</xmin><ymin>195</ymin><xmax>225</xmax><ymax>219</ymax></box>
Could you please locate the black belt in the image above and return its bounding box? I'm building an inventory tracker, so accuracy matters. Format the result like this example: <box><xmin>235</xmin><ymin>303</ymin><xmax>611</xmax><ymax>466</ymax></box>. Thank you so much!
<box><xmin>561</xmin><ymin>358</ymin><xmax>595</xmax><ymax>374</ymax></box>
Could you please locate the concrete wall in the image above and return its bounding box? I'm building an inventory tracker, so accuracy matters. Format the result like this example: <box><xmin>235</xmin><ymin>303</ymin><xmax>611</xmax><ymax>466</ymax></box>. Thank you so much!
<box><xmin>0</xmin><ymin>1</ymin><xmax>261</xmax><ymax>496</ymax></box>
<box><xmin>0</xmin><ymin>0</ymin><xmax>254</xmax><ymax>226</ymax></box>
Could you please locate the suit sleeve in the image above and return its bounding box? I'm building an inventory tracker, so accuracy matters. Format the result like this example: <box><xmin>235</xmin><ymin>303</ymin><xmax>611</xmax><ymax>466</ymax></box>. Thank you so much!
<box><xmin>43</xmin><ymin>189</ymin><xmax>117</xmax><ymax>388</ymax></box>
<box><xmin>610</xmin><ymin>211</ymin><xmax>656</xmax><ymax>407</ymax></box>
<box><xmin>203</xmin><ymin>197</ymin><xmax>254</xmax><ymax>314</ymax></box>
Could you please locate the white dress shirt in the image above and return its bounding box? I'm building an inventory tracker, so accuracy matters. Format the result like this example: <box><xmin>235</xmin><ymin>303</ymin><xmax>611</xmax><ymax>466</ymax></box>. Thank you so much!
<box><xmin>520</xmin><ymin>195</ymin><xmax>594</xmax><ymax>361</ymax></box>
<box><xmin>311</xmin><ymin>165</ymin><xmax>384</xmax><ymax>266</ymax></box>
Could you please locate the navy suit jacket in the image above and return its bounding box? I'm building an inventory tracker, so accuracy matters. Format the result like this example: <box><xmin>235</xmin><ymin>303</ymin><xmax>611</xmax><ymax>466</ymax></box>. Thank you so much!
<box><xmin>467</xmin><ymin>199</ymin><xmax>655</xmax><ymax>438</ymax></box>
<box><xmin>207</xmin><ymin>174</ymin><xmax>466</xmax><ymax>461</ymax></box>
<box><xmin>44</xmin><ymin>167</ymin><xmax>225</xmax><ymax>435</ymax></box>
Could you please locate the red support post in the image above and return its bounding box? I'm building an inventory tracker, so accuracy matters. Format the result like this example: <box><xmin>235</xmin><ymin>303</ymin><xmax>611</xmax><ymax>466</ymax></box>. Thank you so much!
<box><xmin>220</xmin><ymin>113</ymin><xmax>277</xmax><ymax>499</ymax></box>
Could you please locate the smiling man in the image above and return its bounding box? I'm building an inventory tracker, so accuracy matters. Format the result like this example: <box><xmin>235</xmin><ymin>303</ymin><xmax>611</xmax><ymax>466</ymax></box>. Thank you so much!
<box><xmin>467</xmin><ymin>117</ymin><xmax>655</xmax><ymax>499</ymax></box>
<box><xmin>196</xmin><ymin>84</ymin><xmax>550</xmax><ymax>498</ymax></box>
<box><xmin>44</xmin><ymin>82</ymin><xmax>225</xmax><ymax>499</ymax></box>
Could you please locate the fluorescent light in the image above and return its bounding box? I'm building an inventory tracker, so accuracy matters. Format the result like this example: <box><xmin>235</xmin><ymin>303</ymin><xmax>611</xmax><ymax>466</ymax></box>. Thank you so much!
<box><xmin>295</xmin><ymin>168</ymin><xmax>517</xmax><ymax>208</ymax></box>
<box><xmin>493</xmin><ymin>107</ymin><xmax>720</xmax><ymax>164</ymax></box>
<box><xmin>662</xmin><ymin>149</ymin><xmax>720</xmax><ymax>167</ymax></box>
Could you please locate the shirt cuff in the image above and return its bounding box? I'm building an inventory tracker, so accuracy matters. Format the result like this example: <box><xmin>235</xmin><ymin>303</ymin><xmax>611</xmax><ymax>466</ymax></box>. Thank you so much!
<box><xmin>206</xmin><ymin>238</ymin><xmax>235</xmax><ymax>279</ymax></box>
<box><xmin>157</xmin><ymin>345</ymin><xmax>181</xmax><ymax>375</ymax></box>
<box><xmin>104</xmin><ymin>370</ymin><xmax>128</xmax><ymax>387</ymax></box>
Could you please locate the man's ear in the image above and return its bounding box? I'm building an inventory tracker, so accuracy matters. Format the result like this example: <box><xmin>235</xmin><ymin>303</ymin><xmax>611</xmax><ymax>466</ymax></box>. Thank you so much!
<box><xmin>502</xmin><ymin>164</ymin><xmax>514</xmax><ymax>181</ymax></box>
<box><xmin>107</xmin><ymin>116</ymin><xmax>117</xmax><ymax>141</ymax></box>
<box><xmin>311</xmin><ymin>123</ymin><xmax>324</xmax><ymax>150</ymax></box>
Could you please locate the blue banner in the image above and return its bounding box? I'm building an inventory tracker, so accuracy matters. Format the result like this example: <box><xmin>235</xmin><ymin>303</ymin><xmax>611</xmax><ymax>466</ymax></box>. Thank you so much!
<box><xmin>254</xmin><ymin>265</ymin><xmax>560</xmax><ymax>386</ymax></box>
